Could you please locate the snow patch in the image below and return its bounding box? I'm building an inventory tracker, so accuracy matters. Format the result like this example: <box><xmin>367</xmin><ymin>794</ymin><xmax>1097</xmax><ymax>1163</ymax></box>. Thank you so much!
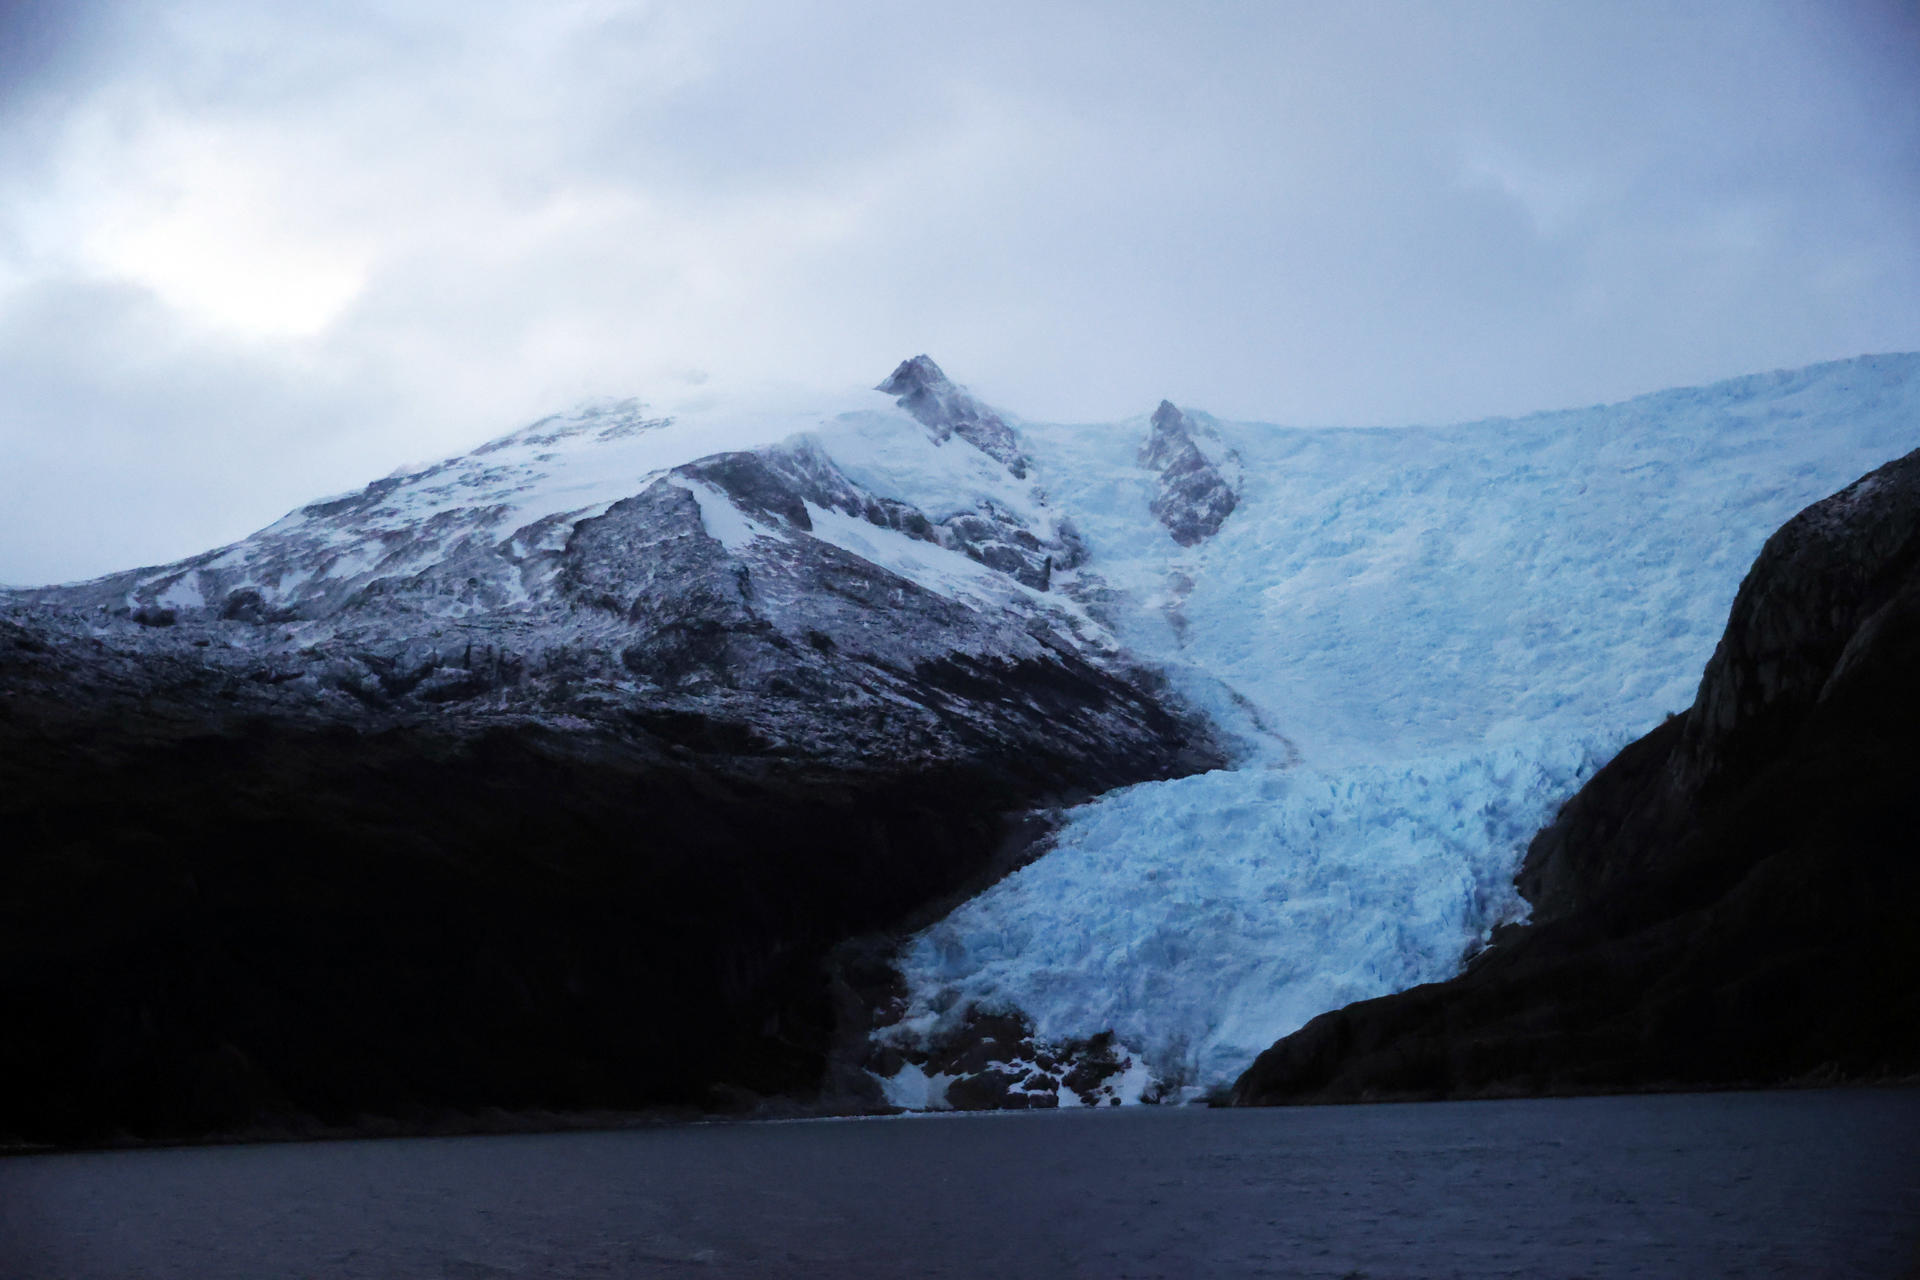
<box><xmin>876</xmin><ymin>1062</ymin><xmax>955</xmax><ymax>1111</ymax></box>
<box><xmin>807</xmin><ymin>410</ymin><xmax>1046</xmax><ymax>526</ymax></box>
<box><xmin>156</xmin><ymin>573</ymin><xmax>204</xmax><ymax>610</ymax></box>
<box><xmin>1106</xmin><ymin>1055</ymin><xmax>1158</xmax><ymax>1106</ymax></box>
<box><xmin>803</xmin><ymin>503</ymin><xmax>1018</xmax><ymax>608</ymax></box>
<box><xmin>671</xmin><ymin>477</ymin><xmax>779</xmax><ymax>552</ymax></box>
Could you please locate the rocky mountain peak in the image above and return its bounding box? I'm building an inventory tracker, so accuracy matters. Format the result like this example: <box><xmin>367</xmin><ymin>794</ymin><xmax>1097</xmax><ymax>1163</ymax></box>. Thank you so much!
<box><xmin>877</xmin><ymin>354</ymin><xmax>950</xmax><ymax>398</ymax></box>
<box><xmin>1138</xmin><ymin>399</ymin><xmax>1239</xmax><ymax>547</ymax></box>
<box><xmin>877</xmin><ymin>355</ymin><xmax>1030</xmax><ymax>478</ymax></box>
<box><xmin>0</xmin><ymin>364</ymin><xmax>1220</xmax><ymax>1142</ymax></box>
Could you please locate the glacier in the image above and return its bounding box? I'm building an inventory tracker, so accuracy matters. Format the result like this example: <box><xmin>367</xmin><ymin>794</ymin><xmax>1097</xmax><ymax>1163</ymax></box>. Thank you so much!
<box><xmin>12</xmin><ymin>350</ymin><xmax>1920</xmax><ymax>1111</ymax></box>
<box><xmin>888</xmin><ymin>736</ymin><xmax>1627</xmax><ymax>1094</ymax></box>
<box><xmin>879</xmin><ymin>353</ymin><xmax>1920</xmax><ymax>1103</ymax></box>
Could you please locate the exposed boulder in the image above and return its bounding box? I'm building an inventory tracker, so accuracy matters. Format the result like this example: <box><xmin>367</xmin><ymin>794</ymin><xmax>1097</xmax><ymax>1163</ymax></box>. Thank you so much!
<box><xmin>856</xmin><ymin>1004</ymin><xmax>1142</xmax><ymax>1110</ymax></box>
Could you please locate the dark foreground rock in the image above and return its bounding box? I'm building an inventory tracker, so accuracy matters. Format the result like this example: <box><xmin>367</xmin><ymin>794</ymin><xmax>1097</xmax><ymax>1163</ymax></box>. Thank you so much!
<box><xmin>0</xmin><ymin>621</ymin><xmax>1211</xmax><ymax>1147</ymax></box>
<box><xmin>1234</xmin><ymin>448</ymin><xmax>1920</xmax><ymax>1104</ymax></box>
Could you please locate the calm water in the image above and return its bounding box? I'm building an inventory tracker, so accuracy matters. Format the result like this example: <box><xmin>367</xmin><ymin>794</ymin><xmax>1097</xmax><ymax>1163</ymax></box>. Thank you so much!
<box><xmin>3</xmin><ymin>1090</ymin><xmax>1916</xmax><ymax>1279</ymax></box>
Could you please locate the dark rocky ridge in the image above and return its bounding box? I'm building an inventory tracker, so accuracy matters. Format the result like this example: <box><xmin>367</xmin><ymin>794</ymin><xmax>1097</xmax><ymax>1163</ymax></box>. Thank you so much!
<box><xmin>877</xmin><ymin>355</ymin><xmax>1031</xmax><ymax>478</ymax></box>
<box><xmin>0</xmin><ymin>635</ymin><xmax>1205</xmax><ymax>1146</ymax></box>
<box><xmin>0</xmin><ymin>366</ymin><xmax>1223</xmax><ymax>1146</ymax></box>
<box><xmin>1140</xmin><ymin>400</ymin><xmax>1240</xmax><ymax>546</ymax></box>
<box><xmin>1233</xmin><ymin>448</ymin><xmax>1920</xmax><ymax>1104</ymax></box>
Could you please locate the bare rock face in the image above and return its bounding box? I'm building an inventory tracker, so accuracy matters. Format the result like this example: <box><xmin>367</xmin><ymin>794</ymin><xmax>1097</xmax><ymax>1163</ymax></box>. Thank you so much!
<box><xmin>1520</xmin><ymin>448</ymin><xmax>1920</xmax><ymax>920</ymax></box>
<box><xmin>1683</xmin><ymin>455</ymin><xmax>1920</xmax><ymax>778</ymax></box>
<box><xmin>1232</xmin><ymin>448</ymin><xmax>1920</xmax><ymax>1106</ymax></box>
<box><xmin>1139</xmin><ymin>401</ymin><xmax>1239</xmax><ymax>546</ymax></box>
<box><xmin>878</xmin><ymin>355</ymin><xmax>1031</xmax><ymax>478</ymax></box>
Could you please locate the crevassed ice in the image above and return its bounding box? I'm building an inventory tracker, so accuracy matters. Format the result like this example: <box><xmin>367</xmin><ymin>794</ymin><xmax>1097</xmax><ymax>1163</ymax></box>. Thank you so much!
<box><xmin>889</xmin><ymin>353</ymin><xmax>1920</xmax><ymax>1099</ymax></box>
<box><xmin>894</xmin><ymin>734</ymin><xmax>1626</xmax><ymax>1096</ymax></box>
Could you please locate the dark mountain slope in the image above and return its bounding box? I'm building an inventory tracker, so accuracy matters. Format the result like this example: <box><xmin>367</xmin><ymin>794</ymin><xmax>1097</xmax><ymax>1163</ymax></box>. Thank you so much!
<box><xmin>0</xmin><ymin>609</ymin><xmax>1210</xmax><ymax>1150</ymax></box>
<box><xmin>1233</xmin><ymin>448</ymin><xmax>1920</xmax><ymax>1104</ymax></box>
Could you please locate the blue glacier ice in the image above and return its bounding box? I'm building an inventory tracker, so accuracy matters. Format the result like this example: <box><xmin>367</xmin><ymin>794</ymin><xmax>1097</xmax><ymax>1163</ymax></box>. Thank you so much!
<box><xmin>884</xmin><ymin>353</ymin><xmax>1920</xmax><ymax>1101</ymax></box>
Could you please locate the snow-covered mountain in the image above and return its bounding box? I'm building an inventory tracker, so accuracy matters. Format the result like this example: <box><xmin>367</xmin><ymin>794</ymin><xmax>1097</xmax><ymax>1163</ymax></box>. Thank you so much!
<box><xmin>6</xmin><ymin>352</ymin><xmax>1919</xmax><ymax>1132</ymax></box>
<box><xmin>10</xmin><ymin>362</ymin><xmax>1117</xmax><ymax>762</ymax></box>
<box><xmin>2</xmin><ymin>358</ymin><xmax>1230</xmax><ymax>1143</ymax></box>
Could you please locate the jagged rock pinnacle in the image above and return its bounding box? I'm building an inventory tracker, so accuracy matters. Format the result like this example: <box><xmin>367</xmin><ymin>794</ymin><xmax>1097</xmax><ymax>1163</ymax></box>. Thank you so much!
<box><xmin>877</xmin><ymin>354</ymin><xmax>950</xmax><ymax>398</ymax></box>
<box><xmin>876</xmin><ymin>356</ymin><xmax>1029</xmax><ymax>477</ymax></box>
<box><xmin>1139</xmin><ymin>400</ymin><xmax>1240</xmax><ymax>546</ymax></box>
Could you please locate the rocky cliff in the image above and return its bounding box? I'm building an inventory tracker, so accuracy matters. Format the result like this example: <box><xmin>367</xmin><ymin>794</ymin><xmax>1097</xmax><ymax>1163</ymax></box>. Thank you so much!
<box><xmin>1138</xmin><ymin>400</ymin><xmax>1239</xmax><ymax>547</ymax></box>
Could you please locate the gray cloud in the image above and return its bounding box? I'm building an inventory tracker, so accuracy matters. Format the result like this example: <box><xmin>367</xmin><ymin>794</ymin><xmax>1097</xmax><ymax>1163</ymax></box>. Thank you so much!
<box><xmin>2</xmin><ymin>0</ymin><xmax>1918</xmax><ymax>583</ymax></box>
<box><xmin>0</xmin><ymin>0</ymin><xmax>115</xmax><ymax>111</ymax></box>
<box><xmin>0</xmin><ymin>277</ymin><xmax>402</xmax><ymax>583</ymax></box>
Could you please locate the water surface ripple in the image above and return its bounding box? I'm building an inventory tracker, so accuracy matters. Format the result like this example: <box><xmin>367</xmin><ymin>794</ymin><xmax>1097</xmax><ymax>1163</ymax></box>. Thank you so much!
<box><xmin>3</xmin><ymin>1090</ymin><xmax>1916</xmax><ymax>1278</ymax></box>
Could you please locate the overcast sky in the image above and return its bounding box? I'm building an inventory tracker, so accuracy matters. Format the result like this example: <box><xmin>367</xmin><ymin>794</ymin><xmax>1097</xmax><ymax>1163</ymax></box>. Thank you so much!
<box><xmin>2</xmin><ymin>0</ymin><xmax>1917</xmax><ymax>584</ymax></box>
